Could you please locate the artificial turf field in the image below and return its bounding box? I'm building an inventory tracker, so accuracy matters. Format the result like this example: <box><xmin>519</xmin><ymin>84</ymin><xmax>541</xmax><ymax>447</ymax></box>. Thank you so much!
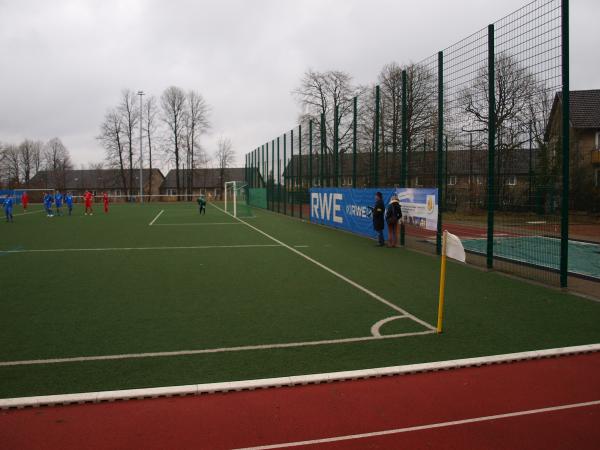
<box><xmin>1</xmin><ymin>201</ymin><xmax>599</xmax><ymax>399</ymax></box>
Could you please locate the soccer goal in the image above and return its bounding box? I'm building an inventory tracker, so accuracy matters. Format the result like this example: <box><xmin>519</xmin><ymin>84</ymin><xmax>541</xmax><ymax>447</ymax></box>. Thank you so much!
<box><xmin>224</xmin><ymin>181</ymin><xmax>252</xmax><ymax>218</ymax></box>
<box><xmin>2</xmin><ymin>188</ymin><xmax>55</xmax><ymax>204</ymax></box>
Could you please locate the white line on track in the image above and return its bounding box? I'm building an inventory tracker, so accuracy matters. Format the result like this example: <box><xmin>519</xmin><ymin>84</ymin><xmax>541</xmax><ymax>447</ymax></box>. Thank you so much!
<box><xmin>0</xmin><ymin>244</ymin><xmax>283</xmax><ymax>254</ymax></box>
<box><xmin>148</xmin><ymin>209</ymin><xmax>164</xmax><ymax>226</ymax></box>
<box><xmin>0</xmin><ymin>330</ymin><xmax>435</xmax><ymax>367</ymax></box>
<box><xmin>209</xmin><ymin>203</ymin><xmax>437</xmax><ymax>332</ymax></box>
<box><xmin>234</xmin><ymin>400</ymin><xmax>600</xmax><ymax>449</ymax></box>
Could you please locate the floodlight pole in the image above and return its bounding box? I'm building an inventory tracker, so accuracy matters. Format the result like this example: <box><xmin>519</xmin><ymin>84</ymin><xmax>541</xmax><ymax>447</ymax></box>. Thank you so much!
<box><xmin>137</xmin><ymin>90</ymin><xmax>144</xmax><ymax>203</ymax></box>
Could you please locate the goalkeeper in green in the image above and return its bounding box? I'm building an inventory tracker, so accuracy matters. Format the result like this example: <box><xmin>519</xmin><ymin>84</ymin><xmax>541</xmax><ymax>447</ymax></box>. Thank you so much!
<box><xmin>197</xmin><ymin>195</ymin><xmax>206</xmax><ymax>215</ymax></box>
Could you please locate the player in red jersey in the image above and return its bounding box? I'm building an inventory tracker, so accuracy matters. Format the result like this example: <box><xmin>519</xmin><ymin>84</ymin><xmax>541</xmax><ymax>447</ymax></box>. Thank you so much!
<box><xmin>103</xmin><ymin>192</ymin><xmax>109</xmax><ymax>213</ymax></box>
<box><xmin>21</xmin><ymin>191</ymin><xmax>29</xmax><ymax>212</ymax></box>
<box><xmin>84</xmin><ymin>190</ymin><xmax>94</xmax><ymax>215</ymax></box>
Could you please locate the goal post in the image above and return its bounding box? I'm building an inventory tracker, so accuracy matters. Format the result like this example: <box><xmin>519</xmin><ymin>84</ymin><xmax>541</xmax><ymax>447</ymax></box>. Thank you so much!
<box><xmin>1</xmin><ymin>188</ymin><xmax>56</xmax><ymax>204</ymax></box>
<box><xmin>224</xmin><ymin>181</ymin><xmax>252</xmax><ymax>218</ymax></box>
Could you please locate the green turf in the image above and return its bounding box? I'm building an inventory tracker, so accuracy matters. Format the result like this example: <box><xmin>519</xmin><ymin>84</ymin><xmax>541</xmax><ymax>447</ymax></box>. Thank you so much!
<box><xmin>0</xmin><ymin>202</ymin><xmax>599</xmax><ymax>398</ymax></box>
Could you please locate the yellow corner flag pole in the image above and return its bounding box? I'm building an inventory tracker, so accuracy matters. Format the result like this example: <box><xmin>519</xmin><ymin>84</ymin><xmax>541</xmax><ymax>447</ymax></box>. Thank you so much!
<box><xmin>436</xmin><ymin>230</ymin><xmax>447</xmax><ymax>334</ymax></box>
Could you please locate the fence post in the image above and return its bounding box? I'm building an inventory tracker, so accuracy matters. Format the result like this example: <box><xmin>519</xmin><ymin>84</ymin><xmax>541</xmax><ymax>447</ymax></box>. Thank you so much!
<box><xmin>271</xmin><ymin>139</ymin><xmax>275</xmax><ymax>211</ymax></box>
<box><xmin>401</xmin><ymin>70</ymin><xmax>408</xmax><ymax>246</ymax></box>
<box><xmin>352</xmin><ymin>97</ymin><xmax>357</xmax><ymax>188</ymax></box>
<box><xmin>437</xmin><ymin>51</ymin><xmax>444</xmax><ymax>255</ymax></box>
<box><xmin>320</xmin><ymin>113</ymin><xmax>325</xmax><ymax>188</ymax></box>
<box><xmin>334</xmin><ymin>104</ymin><xmax>339</xmax><ymax>187</ymax></box>
<box><xmin>309</xmin><ymin>120</ymin><xmax>313</xmax><ymax>190</ymax></box>
<box><xmin>486</xmin><ymin>24</ymin><xmax>496</xmax><ymax>270</ymax></box>
<box><xmin>265</xmin><ymin>142</ymin><xmax>269</xmax><ymax>208</ymax></box>
<box><xmin>277</xmin><ymin>137</ymin><xmax>281</xmax><ymax>213</ymax></box>
<box><xmin>445</xmin><ymin>135</ymin><xmax>448</xmax><ymax>209</ymax></box>
<box><xmin>299</xmin><ymin>124</ymin><xmax>303</xmax><ymax>219</ymax></box>
<box><xmin>560</xmin><ymin>0</ymin><xmax>570</xmax><ymax>288</ymax></box>
<box><xmin>283</xmin><ymin>133</ymin><xmax>287</xmax><ymax>215</ymax></box>
<box><xmin>291</xmin><ymin>128</ymin><xmax>295</xmax><ymax>217</ymax></box>
<box><xmin>374</xmin><ymin>85</ymin><xmax>380</xmax><ymax>187</ymax></box>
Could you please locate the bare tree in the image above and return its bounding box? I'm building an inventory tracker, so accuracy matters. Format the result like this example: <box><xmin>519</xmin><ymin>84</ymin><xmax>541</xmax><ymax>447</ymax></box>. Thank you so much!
<box><xmin>293</xmin><ymin>70</ymin><xmax>359</xmax><ymax>153</ymax></box>
<box><xmin>97</xmin><ymin>109</ymin><xmax>128</xmax><ymax>193</ymax></box>
<box><xmin>460</xmin><ymin>51</ymin><xmax>540</xmax><ymax>207</ymax></box>
<box><xmin>142</xmin><ymin>95</ymin><xmax>160</xmax><ymax>195</ymax></box>
<box><xmin>214</xmin><ymin>137</ymin><xmax>235</xmax><ymax>190</ymax></box>
<box><xmin>118</xmin><ymin>89</ymin><xmax>139</xmax><ymax>196</ymax></box>
<box><xmin>43</xmin><ymin>138</ymin><xmax>73</xmax><ymax>190</ymax></box>
<box><xmin>3</xmin><ymin>144</ymin><xmax>21</xmax><ymax>188</ymax></box>
<box><xmin>161</xmin><ymin>86</ymin><xmax>187</xmax><ymax>196</ymax></box>
<box><xmin>183</xmin><ymin>90</ymin><xmax>211</xmax><ymax>197</ymax></box>
<box><xmin>18</xmin><ymin>140</ymin><xmax>43</xmax><ymax>187</ymax></box>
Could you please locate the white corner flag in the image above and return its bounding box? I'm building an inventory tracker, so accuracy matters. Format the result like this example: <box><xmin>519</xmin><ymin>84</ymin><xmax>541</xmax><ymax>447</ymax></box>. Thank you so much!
<box><xmin>437</xmin><ymin>230</ymin><xmax>466</xmax><ymax>334</ymax></box>
<box><xmin>445</xmin><ymin>231</ymin><xmax>466</xmax><ymax>263</ymax></box>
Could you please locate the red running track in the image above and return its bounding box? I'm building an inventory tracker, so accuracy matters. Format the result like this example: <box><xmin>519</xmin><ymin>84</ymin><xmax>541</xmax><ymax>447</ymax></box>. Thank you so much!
<box><xmin>1</xmin><ymin>353</ymin><xmax>599</xmax><ymax>450</ymax></box>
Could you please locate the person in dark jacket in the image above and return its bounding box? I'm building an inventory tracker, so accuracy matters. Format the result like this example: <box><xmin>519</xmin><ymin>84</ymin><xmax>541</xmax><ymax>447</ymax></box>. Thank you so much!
<box><xmin>385</xmin><ymin>195</ymin><xmax>403</xmax><ymax>247</ymax></box>
<box><xmin>371</xmin><ymin>192</ymin><xmax>385</xmax><ymax>246</ymax></box>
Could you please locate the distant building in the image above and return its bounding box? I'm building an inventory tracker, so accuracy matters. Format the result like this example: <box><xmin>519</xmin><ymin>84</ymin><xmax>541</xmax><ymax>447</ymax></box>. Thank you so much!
<box><xmin>160</xmin><ymin>168</ymin><xmax>248</xmax><ymax>199</ymax></box>
<box><xmin>546</xmin><ymin>89</ymin><xmax>600</xmax><ymax>211</ymax></box>
<box><xmin>29</xmin><ymin>169</ymin><xmax>165</xmax><ymax>199</ymax></box>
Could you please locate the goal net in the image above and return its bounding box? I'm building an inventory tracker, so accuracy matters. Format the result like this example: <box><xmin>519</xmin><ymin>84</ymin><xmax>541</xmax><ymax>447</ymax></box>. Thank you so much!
<box><xmin>224</xmin><ymin>181</ymin><xmax>252</xmax><ymax>218</ymax></box>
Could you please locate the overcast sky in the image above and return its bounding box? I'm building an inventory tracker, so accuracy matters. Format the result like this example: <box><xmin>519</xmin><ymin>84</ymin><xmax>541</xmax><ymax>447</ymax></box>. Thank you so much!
<box><xmin>1</xmin><ymin>0</ymin><xmax>598</xmax><ymax>170</ymax></box>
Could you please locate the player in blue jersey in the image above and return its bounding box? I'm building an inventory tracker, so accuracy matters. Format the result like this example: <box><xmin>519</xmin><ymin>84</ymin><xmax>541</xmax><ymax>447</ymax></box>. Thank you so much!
<box><xmin>4</xmin><ymin>195</ymin><xmax>14</xmax><ymax>223</ymax></box>
<box><xmin>54</xmin><ymin>191</ymin><xmax>63</xmax><ymax>216</ymax></box>
<box><xmin>43</xmin><ymin>192</ymin><xmax>54</xmax><ymax>217</ymax></box>
<box><xmin>65</xmin><ymin>192</ymin><xmax>74</xmax><ymax>216</ymax></box>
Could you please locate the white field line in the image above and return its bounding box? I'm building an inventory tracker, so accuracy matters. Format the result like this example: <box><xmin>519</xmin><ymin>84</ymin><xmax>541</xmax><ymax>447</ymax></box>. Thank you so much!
<box><xmin>210</xmin><ymin>203</ymin><xmax>437</xmax><ymax>332</ymax></box>
<box><xmin>1</xmin><ymin>343</ymin><xmax>598</xmax><ymax>410</ymax></box>
<box><xmin>234</xmin><ymin>400</ymin><xmax>600</xmax><ymax>449</ymax></box>
<box><xmin>12</xmin><ymin>210</ymin><xmax>44</xmax><ymax>217</ymax></box>
<box><xmin>0</xmin><ymin>244</ymin><xmax>283</xmax><ymax>254</ymax></box>
<box><xmin>154</xmin><ymin>222</ymin><xmax>242</xmax><ymax>226</ymax></box>
<box><xmin>148</xmin><ymin>209</ymin><xmax>164</xmax><ymax>226</ymax></box>
<box><xmin>0</xmin><ymin>330</ymin><xmax>435</xmax><ymax>368</ymax></box>
<box><xmin>370</xmin><ymin>316</ymin><xmax>408</xmax><ymax>337</ymax></box>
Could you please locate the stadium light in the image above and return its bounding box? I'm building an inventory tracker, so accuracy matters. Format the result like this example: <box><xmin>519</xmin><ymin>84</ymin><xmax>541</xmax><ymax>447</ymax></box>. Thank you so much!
<box><xmin>137</xmin><ymin>90</ymin><xmax>144</xmax><ymax>203</ymax></box>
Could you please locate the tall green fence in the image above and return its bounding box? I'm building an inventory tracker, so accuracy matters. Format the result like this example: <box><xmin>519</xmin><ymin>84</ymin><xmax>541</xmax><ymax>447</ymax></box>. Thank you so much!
<box><xmin>248</xmin><ymin>188</ymin><xmax>267</xmax><ymax>209</ymax></box>
<box><xmin>245</xmin><ymin>0</ymin><xmax>575</xmax><ymax>287</ymax></box>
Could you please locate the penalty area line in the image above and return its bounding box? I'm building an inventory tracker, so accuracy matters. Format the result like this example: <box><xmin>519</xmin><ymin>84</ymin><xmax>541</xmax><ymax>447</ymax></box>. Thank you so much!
<box><xmin>148</xmin><ymin>209</ymin><xmax>164</xmax><ymax>226</ymax></box>
<box><xmin>209</xmin><ymin>203</ymin><xmax>436</xmax><ymax>332</ymax></box>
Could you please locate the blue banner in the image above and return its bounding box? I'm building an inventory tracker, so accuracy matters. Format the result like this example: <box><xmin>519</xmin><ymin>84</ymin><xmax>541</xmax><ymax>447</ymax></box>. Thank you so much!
<box><xmin>309</xmin><ymin>187</ymin><xmax>438</xmax><ymax>239</ymax></box>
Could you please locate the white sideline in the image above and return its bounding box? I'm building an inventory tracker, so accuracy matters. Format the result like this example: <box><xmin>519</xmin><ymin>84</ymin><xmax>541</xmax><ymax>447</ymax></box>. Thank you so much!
<box><xmin>209</xmin><ymin>203</ymin><xmax>437</xmax><ymax>332</ymax></box>
<box><xmin>0</xmin><ymin>330</ymin><xmax>435</xmax><ymax>367</ymax></box>
<box><xmin>234</xmin><ymin>400</ymin><xmax>600</xmax><ymax>449</ymax></box>
<box><xmin>0</xmin><ymin>244</ymin><xmax>283</xmax><ymax>254</ymax></box>
<box><xmin>148</xmin><ymin>209</ymin><xmax>164</xmax><ymax>226</ymax></box>
<box><xmin>153</xmin><ymin>222</ymin><xmax>242</xmax><ymax>226</ymax></box>
<box><xmin>1</xmin><ymin>344</ymin><xmax>597</xmax><ymax>410</ymax></box>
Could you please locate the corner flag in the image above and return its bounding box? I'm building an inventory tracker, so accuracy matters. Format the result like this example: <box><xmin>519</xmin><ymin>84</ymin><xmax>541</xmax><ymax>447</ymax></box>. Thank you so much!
<box><xmin>437</xmin><ymin>230</ymin><xmax>466</xmax><ymax>333</ymax></box>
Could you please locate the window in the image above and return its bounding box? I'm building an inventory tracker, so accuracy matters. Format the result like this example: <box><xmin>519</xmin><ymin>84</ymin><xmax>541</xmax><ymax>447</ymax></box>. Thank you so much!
<box><xmin>167</xmin><ymin>189</ymin><xmax>177</xmax><ymax>196</ymax></box>
<box><xmin>313</xmin><ymin>178</ymin><xmax>320</xmax><ymax>187</ymax></box>
<box><xmin>476</xmin><ymin>176</ymin><xmax>483</xmax><ymax>185</ymax></box>
<box><xmin>448</xmin><ymin>176</ymin><xmax>457</xmax><ymax>186</ymax></box>
<box><xmin>414</xmin><ymin>176</ymin><xmax>420</xmax><ymax>187</ymax></box>
<box><xmin>343</xmin><ymin>177</ymin><xmax>352</xmax><ymax>186</ymax></box>
<box><xmin>596</xmin><ymin>131</ymin><xmax>600</xmax><ymax>150</ymax></box>
<box><xmin>506</xmin><ymin>176</ymin><xmax>517</xmax><ymax>186</ymax></box>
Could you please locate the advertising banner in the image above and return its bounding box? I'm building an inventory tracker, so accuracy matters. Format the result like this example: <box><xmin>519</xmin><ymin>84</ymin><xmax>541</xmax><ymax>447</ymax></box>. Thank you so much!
<box><xmin>309</xmin><ymin>187</ymin><xmax>438</xmax><ymax>239</ymax></box>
